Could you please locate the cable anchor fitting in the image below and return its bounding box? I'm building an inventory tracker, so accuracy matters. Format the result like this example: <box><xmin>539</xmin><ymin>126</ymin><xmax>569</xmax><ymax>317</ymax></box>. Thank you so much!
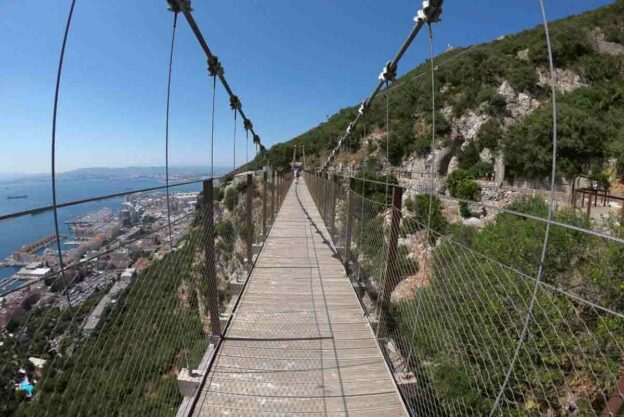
<box><xmin>378</xmin><ymin>61</ymin><xmax>397</xmax><ymax>82</ymax></box>
<box><xmin>167</xmin><ymin>0</ymin><xmax>191</xmax><ymax>13</ymax></box>
<box><xmin>207</xmin><ymin>55</ymin><xmax>223</xmax><ymax>77</ymax></box>
<box><xmin>230</xmin><ymin>95</ymin><xmax>242</xmax><ymax>111</ymax></box>
<box><xmin>358</xmin><ymin>100</ymin><xmax>369</xmax><ymax>117</ymax></box>
<box><xmin>414</xmin><ymin>0</ymin><xmax>443</xmax><ymax>24</ymax></box>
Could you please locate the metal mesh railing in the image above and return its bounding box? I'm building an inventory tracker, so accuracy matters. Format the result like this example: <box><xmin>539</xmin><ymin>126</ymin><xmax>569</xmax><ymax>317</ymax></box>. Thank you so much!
<box><xmin>304</xmin><ymin>170</ymin><xmax>624</xmax><ymax>417</ymax></box>
<box><xmin>0</xmin><ymin>171</ymin><xmax>293</xmax><ymax>417</ymax></box>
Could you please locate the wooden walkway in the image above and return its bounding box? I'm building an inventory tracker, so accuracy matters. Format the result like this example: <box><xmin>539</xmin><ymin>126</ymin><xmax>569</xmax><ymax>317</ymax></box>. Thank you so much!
<box><xmin>193</xmin><ymin>180</ymin><xmax>409</xmax><ymax>417</ymax></box>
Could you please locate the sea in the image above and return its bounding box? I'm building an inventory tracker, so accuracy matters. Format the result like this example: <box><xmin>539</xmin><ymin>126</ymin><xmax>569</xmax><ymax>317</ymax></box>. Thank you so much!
<box><xmin>0</xmin><ymin>177</ymin><xmax>202</xmax><ymax>290</ymax></box>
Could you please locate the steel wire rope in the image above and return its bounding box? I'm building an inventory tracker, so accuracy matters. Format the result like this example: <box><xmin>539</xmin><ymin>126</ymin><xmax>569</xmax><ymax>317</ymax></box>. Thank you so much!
<box><xmin>404</xmin><ymin>21</ymin><xmax>437</xmax><ymax>371</ymax></box>
<box><xmin>210</xmin><ymin>74</ymin><xmax>217</xmax><ymax>179</ymax></box>
<box><xmin>164</xmin><ymin>11</ymin><xmax>178</xmax><ymax>249</ymax></box>
<box><xmin>5</xmin><ymin>0</ymin><xmax>79</xmax><ymax>411</ymax></box>
<box><xmin>56</xmin><ymin>13</ymin><xmax>202</xmax><ymax>411</ymax></box>
<box><xmin>488</xmin><ymin>2</ymin><xmax>559</xmax><ymax>414</ymax></box>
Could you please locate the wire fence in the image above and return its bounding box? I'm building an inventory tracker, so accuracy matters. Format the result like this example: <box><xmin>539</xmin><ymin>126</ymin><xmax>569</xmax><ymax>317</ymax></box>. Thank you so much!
<box><xmin>0</xmin><ymin>171</ymin><xmax>293</xmax><ymax>417</ymax></box>
<box><xmin>305</xmin><ymin>170</ymin><xmax>624</xmax><ymax>417</ymax></box>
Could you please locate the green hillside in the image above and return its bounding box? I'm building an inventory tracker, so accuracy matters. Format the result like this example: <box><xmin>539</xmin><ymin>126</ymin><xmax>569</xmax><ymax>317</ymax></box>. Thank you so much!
<box><xmin>255</xmin><ymin>1</ymin><xmax>624</xmax><ymax>185</ymax></box>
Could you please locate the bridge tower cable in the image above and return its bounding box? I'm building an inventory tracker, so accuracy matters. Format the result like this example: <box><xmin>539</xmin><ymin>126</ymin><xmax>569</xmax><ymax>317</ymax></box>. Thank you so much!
<box><xmin>164</xmin><ymin>10</ymin><xmax>178</xmax><ymax>249</ymax></box>
<box><xmin>0</xmin><ymin>0</ymin><xmax>80</xmax><ymax>403</ymax></box>
<box><xmin>404</xmin><ymin>20</ymin><xmax>437</xmax><ymax>369</ymax></box>
<box><xmin>50</xmin><ymin>0</ymin><xmax>79</xmax><ymax>312</ymax></box>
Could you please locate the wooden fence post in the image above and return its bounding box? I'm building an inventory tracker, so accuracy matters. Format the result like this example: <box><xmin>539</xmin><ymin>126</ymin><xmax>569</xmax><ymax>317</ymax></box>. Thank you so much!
<box><xmin>379</xmin><ymin>185</ymin><xmax>403</xmax><ymax>338</ymax></box>
<box><xmin>330</xmin><ymin>174</ymin><xmax>338</xmax><ymax>239</ymax></box>
<box><xmin>202</xmin><ymin>179</ymin><xmax>221</xmax><ymax>337</ymax></box>
<box><xmin>262</xmin><ymin>171</ymin><xmax>268</xmax><ymax>238</ymax></box>
<box><xmin>344</xmin><ymin>177</ymin><xmax>354</xmax><ymax>265</ymax></box>
<box><xmin>271</xmin><ymin>170</ymin><xmax>276</xmax><ymax>222</ymax></box>
<box><xmin>246</xmin><ymin>173</ymin><xmax>253</xmax><ymax>269</ymax></box>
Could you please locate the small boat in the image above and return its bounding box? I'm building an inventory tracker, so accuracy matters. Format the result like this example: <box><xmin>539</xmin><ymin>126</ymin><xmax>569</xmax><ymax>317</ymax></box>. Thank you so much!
<box><xmin>7</xmin><ymin>195</ymin><xmax>28</xmax><ymax>199</ymax></box>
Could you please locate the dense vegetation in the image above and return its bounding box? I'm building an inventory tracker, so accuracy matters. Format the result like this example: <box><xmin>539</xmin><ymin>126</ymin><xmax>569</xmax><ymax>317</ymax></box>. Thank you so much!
<box><xmin>389</xmin><ymin>197</ymin><xmax>624</xmax><ymax>416</ymax></box>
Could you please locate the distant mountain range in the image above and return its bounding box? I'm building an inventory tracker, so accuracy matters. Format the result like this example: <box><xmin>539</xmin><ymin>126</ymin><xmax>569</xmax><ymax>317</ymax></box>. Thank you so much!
<box><xmin>0</xmin><ymin>166</ymin><xmax>231</xmax><ymax>184</ymax></box>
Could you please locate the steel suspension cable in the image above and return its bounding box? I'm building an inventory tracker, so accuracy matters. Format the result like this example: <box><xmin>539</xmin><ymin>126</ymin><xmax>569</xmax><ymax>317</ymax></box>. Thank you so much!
<box><xmin>233</xmin><ymin>109</ymin><xmax>237</xmax><ymax>170</ymax></box>
<box><xmin>210</xmin><ymin>74</ymin><xmax>216</xmax><ymax>178</ymax></box>
<box><xmin>164</xmin><ymin>11</ymin><xmax>178</xmax><ymax>248</ymax></box>
<box><xmin>405</xmin><ymin>21</ymin><xmax>437</xmax><ymax>368</ymax></box>
<box><xmin>50</xmin><ymin>0</ymin><xmax>78</xmax><ymax>312</ymax></box>
<box><xmin>488</xmin><ymin>1</ymin><xmax>559</xmax><ymax>414</ymax></box>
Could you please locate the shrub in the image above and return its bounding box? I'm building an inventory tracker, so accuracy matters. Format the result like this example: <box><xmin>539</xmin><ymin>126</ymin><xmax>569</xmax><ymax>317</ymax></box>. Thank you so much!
<box><xmin>447</xmin><ymin>169</ymin><xmax>481</xmax><ymax>218</ymax></box>
<box><xmin>223</xmin><ymin>187</ymin><xmax>238</xmax><ymax>211</ymax></box>
<box><xmin>405</xmin><ymin>194</ymin><xmax>447</xmax><ymax>239</ymax></box>
<box><xmin>468</xmin><ymin>161</ymin><xmax>494</xmax><ymax>179</ymax></box>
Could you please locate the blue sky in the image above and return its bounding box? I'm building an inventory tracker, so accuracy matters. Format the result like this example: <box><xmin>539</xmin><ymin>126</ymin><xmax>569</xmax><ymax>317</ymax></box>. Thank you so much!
<box><xmin>0</xmin><ymin>0</ymin><xmax>613</xmax><ymax>174</ymax></box>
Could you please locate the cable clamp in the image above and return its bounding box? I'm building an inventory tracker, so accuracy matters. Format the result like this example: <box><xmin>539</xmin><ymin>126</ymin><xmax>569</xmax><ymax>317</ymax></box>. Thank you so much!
<box><xmin>207</xmin><ymin>55</ymin><xmax>223</xmax><ymax>77</ymax></box>
<box><xmin>414</xmin><ymin>0</ymin><xmax>443</xmax><ymax>23</ymax></box>
<box><xmin>253</xmin><ymin>134</ymin><xmax>261</xmax><ymax>145</ymax></box>
<box><xmin>230</xmin><ymin>95</ymin><xmax>242</xmax><ymax>111</ymax></box>
<box><xmin>243</xmin><ymin>119</ymin><xmax>253</xmax><ymax>131</ymax></box>
<box><xmin>378</xmin><ymin>61</ymin><xmax>396</xmax><ymax>82</ymax></box>
<box><xmin>167</xmin><ymin>0</ymin><xmax>191</xmax><ymax>13</ymax></box>
<box><xmin>358</xmin><ymin>100</ymin><xmax>369</xmax><ymax>116</ymax></box>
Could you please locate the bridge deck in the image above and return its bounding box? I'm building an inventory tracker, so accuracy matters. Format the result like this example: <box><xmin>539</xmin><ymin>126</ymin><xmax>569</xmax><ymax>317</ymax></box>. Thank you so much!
<box><xmin>193</xmin><ymin>180</ymin><xmax>408</xmax><ymax>417</ymax></box>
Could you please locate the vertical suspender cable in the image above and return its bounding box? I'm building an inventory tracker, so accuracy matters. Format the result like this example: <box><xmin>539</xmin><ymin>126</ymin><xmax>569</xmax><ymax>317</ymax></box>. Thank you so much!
<box><xmin>425</xmin><ymin>23</ymin><xmax>437</xmax><ymax>249</ymax></box>
<box><xmin>51</xmin><ymin>0</ymin><xmax>78</xmax><ymax>310</ymax></box>
<box><xmin>210</xmin><ymin>74</ymin><xmax>217</xmax><ymax>178</ymax></box>
<box><xmin>210</xmin><ymin>75</ymin><xmax>217</xmax><ymax>178</ymax></box>
<box><xmin>488</xmin><ymin>1</ymin><xmax>559</xmax><ymax>414</ymax></box>
<box><xmin>405</xmin><ymin>21</ymin><xmax>437</xmax><ymax>367</ymax></box>
<box><xmin>384</xmin><ymin>78</ymin><xmax>390</xmax><ymax>204</ymax></box>
<box><xmin>233</xmin><ymin>110</ymin><xmax>237</xmax><ymax>171</ymax></box>
<box><xmin>164</xmin><ymin>11</ymin><xmax>178</xmax><ymax>249</ymax></box>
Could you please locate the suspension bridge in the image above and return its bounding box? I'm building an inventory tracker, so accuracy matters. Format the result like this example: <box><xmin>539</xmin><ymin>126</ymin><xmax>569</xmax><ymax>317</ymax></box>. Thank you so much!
<box><xmin>2</xmin><ymin>1</ymin><xmax>624</xmax><ymax>417</ymax></box>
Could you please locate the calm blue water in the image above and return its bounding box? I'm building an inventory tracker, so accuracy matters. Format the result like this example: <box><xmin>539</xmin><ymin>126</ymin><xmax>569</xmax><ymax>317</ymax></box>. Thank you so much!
<box><xmin>0</xmin><ymin>178</ymin><xmax>202</xmax><ymax>279</ymax></box>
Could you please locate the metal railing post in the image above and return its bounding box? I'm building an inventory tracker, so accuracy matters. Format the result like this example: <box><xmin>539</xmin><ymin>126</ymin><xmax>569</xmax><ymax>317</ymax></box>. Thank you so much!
<box><xmin>344</xmin><ymin>177</ymin><xmax>354</xmax><ymax>266</ymax></box>
<box><xmin>262</xmin><ymin>171</ymin><xmax>268</xmax><ymax>238</ymax></box>
<box><xmin>330</xmin><ymin>174</ymin><xmax>338</xmax><ymax>239</ymax></box>
<box><xmin>271</xmin><ymin>170</ymin><xmax>276</xmax><ymax>222</ymax></box>
<box><xmin>379</xmin><ymin>184</ymin><xmax>403</xmax><ymax>338</ymax></box>
<box><xmin>202</xmin><ymin>179</ymin><xmax>221</xmax><ymax>337</ymax></box>
<box><xmin>246</xmin><ymin>173</ymin><xmax>253</xmax><ymax>269</ymax></box>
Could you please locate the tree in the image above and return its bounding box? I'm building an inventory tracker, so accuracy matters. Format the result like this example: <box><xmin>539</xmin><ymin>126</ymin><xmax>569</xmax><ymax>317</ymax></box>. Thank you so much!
<box><xmin>446</xmin><ymin>169</ymin><xmax>481</xmax><ymax>218</ymax></box>
<box><xmin>504</xmin><ymin>103</ymin><xmax>606</xmax><ymax>181</ymax></box>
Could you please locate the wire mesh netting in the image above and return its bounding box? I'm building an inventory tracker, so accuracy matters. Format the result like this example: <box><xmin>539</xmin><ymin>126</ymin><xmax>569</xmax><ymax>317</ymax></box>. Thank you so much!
<box><xmin>0</xmin><ymin>173</ymin><xmax>293</xmax><ymax>417</ymax></box>
<box><xmin>305</xmin><ymin>171</ymin><xmax>624</xmax><ymax>417</ymax></box>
